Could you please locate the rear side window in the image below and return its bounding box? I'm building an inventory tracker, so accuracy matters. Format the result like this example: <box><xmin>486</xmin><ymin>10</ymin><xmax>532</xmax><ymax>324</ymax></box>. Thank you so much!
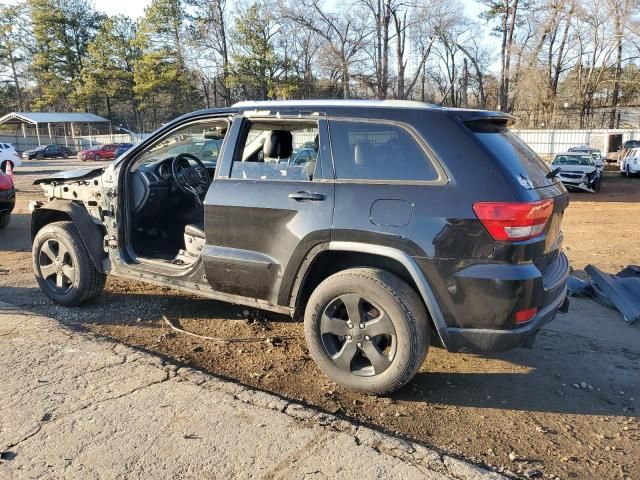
<box><xmin>329</xmin><ymin>120</ymin><xmax>439</xmax><ymax>181</ymax></box>
<box><xmin>468</xmin><ymin>121</ymin><xmax>554</xmax><ymax>189</ymax></box>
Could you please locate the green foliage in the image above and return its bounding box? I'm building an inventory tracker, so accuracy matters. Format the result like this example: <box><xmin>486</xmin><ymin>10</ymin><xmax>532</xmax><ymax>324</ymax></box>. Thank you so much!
<box><xmin>0</xmin><ymin>3</ymin><xmax>31</xmax><ymax>111</ymax></box>
<box><xmin>134</xmin><ymin>0</ymin><xmax>200</xmax><ymax>125</ymax></box>
<box><xmin>227</xmin><ymin>2</ymin><xmax>288</xmax><ymax>100</ymax></box>
<box><xmin>79</xmin><ymin>16</ymin><xmax>141</xmax><ymax>123</ymax></box>
<box><xmin>29</xmin><ymin>0</ymin><xmax>105</xmax><ymax>110</ymax></box>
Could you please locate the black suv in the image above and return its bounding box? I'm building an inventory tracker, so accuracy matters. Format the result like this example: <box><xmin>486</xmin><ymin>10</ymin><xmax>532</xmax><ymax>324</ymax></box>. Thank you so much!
<box><xmin>30</xmin><ymin>100</ymin><xmax>570</xmax><ymax>394</ymax></box>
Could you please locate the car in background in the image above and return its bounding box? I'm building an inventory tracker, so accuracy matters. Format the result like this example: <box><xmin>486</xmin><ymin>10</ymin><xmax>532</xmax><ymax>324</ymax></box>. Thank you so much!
<box><xmin>114</xmin><ymin>143</ymin><xmax>135</xmax><ymax>158</ymax></box>
<box><xmin>79</xmin><ymin>143</ymin><xmax>122</xmax><ymax>161</ymax></box>
<box><xmin>619</xmin><ymin>147</ymin><xmax>640</xmax><ymax>177</ymax></box>
<box><xmin>568</xmin><ymin>146</ymin><xmax>604</xmax><ymax>168</ymax></box>
<box><xmin>23</xmin><ymin>144</ymin><xmax>73</xmax><ymax>160</ymax></box>
<box><xmin>0</xmin><ymin>170</ymin><xmax>15</xmax><ymax>228</ymax></box>
<box><xmin>551</xmin><ymin>152</ymin><xmax>602</xmax><ymax>192</ymax></box>
<box><xmin>0</xmin><ymin>142</ymin><xmax>21</xmax><ymax>172</ymax></box>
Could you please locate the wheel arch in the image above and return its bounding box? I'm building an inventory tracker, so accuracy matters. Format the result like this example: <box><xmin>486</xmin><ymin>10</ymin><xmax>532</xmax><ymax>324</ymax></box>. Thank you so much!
<box><xmin>32</xmin><ymin>200</ymin><xmax>107</xmax><ymax>272</ymax></box>
<box><xmin>289</xmin><ymin>241</ymin><xmax>450</xmax><ymax>347</ymax></box>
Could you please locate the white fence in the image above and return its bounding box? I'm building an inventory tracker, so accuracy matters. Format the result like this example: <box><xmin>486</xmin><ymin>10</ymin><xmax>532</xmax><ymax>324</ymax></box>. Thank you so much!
<box><xmin>512</xmin><ymin>128</ymin><xmax>640</xmax><ymax>158</ymax></box>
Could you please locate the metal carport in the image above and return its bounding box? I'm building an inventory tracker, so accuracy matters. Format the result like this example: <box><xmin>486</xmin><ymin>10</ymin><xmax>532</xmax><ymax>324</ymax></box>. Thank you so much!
<box><xmin>0</xmin><ymin>112</ymin><xmax>111</xmax><ymax>151</ymax></box>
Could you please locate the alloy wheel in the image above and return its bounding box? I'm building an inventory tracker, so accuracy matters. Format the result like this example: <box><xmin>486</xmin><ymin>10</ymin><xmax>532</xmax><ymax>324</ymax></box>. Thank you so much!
<box><xmin>320</xmin><ymin>294</ymin><xmax>397</xmax><ymax>376</ymax></box>
<box><xmin>38</xmin><ymin>239</ymin><xmax>75</xmax><ymax>294</ymax></box>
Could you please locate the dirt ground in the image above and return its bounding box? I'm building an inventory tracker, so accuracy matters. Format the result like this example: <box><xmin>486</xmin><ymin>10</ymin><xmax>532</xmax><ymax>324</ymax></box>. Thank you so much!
<box><xmin>1</xmin><ymin>159</ymin><xmax>638</xmax><ymax>480</ymax></box>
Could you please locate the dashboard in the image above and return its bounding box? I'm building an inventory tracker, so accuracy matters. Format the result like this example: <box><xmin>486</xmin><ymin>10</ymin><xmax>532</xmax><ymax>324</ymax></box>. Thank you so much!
<box><xmin>129</xmin><ymin>157</ymin><xmax>216</xmax><ymax>216</ymax></box>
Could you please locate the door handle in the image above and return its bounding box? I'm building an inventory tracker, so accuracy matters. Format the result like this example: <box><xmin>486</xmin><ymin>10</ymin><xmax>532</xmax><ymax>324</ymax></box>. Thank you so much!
<box><xmin>288</xmin><ymin>191</ymin><xmax>325</xmax><ymax>201</ymax></box>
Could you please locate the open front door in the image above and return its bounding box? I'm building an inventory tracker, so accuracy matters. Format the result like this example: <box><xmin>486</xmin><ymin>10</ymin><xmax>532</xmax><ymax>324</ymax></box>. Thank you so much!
<box><xmin>202</xmin><ymin>112</ymin><xmax>334</xmax><ymax>307</ymax></box>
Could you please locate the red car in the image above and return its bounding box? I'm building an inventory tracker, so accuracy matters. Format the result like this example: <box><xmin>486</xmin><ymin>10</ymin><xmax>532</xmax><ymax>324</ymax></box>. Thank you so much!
<box><xmin>0</xmin><ymin>171</ymin><xmax>15</xmax><ymax>229</ymax></box>
<box><xmin>79</xmin><ymin>143</ymin><xmax>119</xmax><ymax>161</ymax></box>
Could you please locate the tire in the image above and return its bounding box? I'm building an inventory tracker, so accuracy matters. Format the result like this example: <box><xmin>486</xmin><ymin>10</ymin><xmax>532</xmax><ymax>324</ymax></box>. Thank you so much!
<box><xmin>304</xmin><ymin>268</ymin><xmax>429</xmax><ymax>395</ymax></box>
<box><xmin>94</xmin><ymin>154</ymin><xmax>101</xmax><ymax>161</ymax></box>
<box><xmin>32</xmin><ymin>221</ymin><xmax>106</xmax><ymax>306</ymax></box>
<box><xmin>0</xmin><ymin>213</ymin><xmax>10</xmax><ymax>229</ymax></box>
<box><xmin>36</xmin><ymin>153</ymin><xmax>44</xmax><ymax>160</ymax></box>
<box><xmin>63</xmin><ymin>152</ymin><xmax>69</xmax><ymax>159</ymax></box>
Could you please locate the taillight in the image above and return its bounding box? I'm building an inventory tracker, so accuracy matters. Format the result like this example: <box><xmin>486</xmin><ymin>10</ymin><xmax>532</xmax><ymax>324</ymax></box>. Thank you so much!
<box><xmin>0</xmin><ymin>173</ymin><xmax>13</xmax><ymax>190</ymax></box>
<box><xmin>473</xmin><ymin>199</ymin><xmax>554</xmax><ymax>241</ymax></box>
<box><xmin>515</xmin><ymin>307</ymin><xmax>538</xmax><ymax>324</ymax></box>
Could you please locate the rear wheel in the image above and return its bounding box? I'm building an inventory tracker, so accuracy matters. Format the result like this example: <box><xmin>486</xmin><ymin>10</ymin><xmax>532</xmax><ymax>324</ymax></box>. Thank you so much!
<box><xmin>63</xmin><ymin>151</ymin><xmax>69</xmax><ymax>159</ymax></box>
<box><xmin>304</xmin><ymin>268</ymin><xmax>429</xmax><ymax>395</ymax></box>
<box><xmin>33</xmin><ymin>221</ymin><xmax>106</xmax><ymax>306</ymax></box>
<box><xmin>0</xmin><ymin>213</ymin><xmax>10</xmax><ymax>229</ymax></box>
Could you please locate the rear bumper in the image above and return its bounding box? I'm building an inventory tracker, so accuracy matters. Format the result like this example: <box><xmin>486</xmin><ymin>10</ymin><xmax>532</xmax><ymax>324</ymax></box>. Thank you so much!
<box><xmin>429</xmin><ymin>251</ymin><xmax>570</xmax><ymax>353</ymax></box>
<box><xmin>445</xmin><ymin>285</ymin><xmax>568</xmax><ymax>352</ymax></box>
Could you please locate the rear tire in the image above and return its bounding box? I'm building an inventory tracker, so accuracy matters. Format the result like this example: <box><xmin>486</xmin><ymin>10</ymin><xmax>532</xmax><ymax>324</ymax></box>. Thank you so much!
<box><xmin>63</xmin><ymin>152</ymin><xmax>69</xmax><ymax>159</ymax></box>
<box><xmin>304</xmin><ymin>268</ymin><xmax>429</xmax><ymax>395</ymax></box>
<box><xmin>0</xmin><ymin>213</ymin><xmax>10</xmax><ymax>229</ymax></box>
<box><xmin>33</xmin><ymin>221</ymin><xmax>106</xmax><ymax>306</ymax></box>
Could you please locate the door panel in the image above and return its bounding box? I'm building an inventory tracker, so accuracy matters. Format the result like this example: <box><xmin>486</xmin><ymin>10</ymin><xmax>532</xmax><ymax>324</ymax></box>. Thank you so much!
<box><xmin>202</xmin><ymin>115</ymin><xmax>334</xmax><ymax>305</ymax></box>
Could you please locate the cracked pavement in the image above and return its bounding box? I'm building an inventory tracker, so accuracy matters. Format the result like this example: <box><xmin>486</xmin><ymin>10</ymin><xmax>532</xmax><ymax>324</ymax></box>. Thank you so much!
<box><xmin>0</xmin><ymin>301</ymin><xmax>502</xmax><ymax>479</ymax></box>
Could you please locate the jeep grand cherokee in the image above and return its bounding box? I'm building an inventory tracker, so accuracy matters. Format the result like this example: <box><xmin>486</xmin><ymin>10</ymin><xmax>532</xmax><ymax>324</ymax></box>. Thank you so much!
<box><xmin>30</xmin><ymin>100</ymin><xmax>570</xmax><ymax>394</ymax></box>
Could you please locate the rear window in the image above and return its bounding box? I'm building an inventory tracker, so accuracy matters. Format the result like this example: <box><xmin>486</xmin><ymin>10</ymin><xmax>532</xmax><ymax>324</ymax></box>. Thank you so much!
<box><xmin>329</xmin><ymin>120</ymin><xmax>439</xmax><ymax>181</ymax></box>
<box><xmin>552</xmin><ymin>155</ymin><xmax>593</xmax><ymax>166</ymax></box>
<box><xmin>468</xmin><ymin>121</ymin><xmax>554</xmax><ymax>189</ymax></box>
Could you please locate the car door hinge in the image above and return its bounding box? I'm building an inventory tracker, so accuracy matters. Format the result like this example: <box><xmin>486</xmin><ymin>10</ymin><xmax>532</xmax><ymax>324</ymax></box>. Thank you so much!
<box><xmin>103</xmin><ymin>235</ymin><xmax>118</xmax><ymax>250</ymax></box>
<box><xmin>105</xmin><ymin>188</ymin><xmax>117</xmax><ymax>198</ymax></box>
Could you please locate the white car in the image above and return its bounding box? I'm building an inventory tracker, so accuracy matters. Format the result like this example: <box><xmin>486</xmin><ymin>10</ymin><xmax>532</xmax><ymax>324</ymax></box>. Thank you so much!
<box><xmin>620</xmin><ymin>147</ymin><xmax>640</xmax><ymax>177</ymax></box>
<box><xmin>0</xmin><ymin>142</ymin><xmax>21</xmax><ymax>172</ymax></box>
<box><xmin>551</xmin><ymin>152</ymin><xmax>602</xmax><ymax>192</ymax></box>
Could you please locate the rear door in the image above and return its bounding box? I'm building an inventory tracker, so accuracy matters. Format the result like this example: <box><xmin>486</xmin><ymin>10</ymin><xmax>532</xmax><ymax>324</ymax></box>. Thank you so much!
<box><xmin>202</xmin><ymin>112</ymin><xmax>334</xmax><ymax>306</ymax></box>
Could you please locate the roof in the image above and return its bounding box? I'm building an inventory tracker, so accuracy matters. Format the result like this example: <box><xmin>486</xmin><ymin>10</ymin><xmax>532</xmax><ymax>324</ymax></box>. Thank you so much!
<box><xmin>0</xmin><ymin>112</ymin><xmax>110</xmax><ymax>125</ymax></box>
<box><xmin>232</xmin><ymin>99</ymin><xmax>441</xmax><ymax>110</ymax></box>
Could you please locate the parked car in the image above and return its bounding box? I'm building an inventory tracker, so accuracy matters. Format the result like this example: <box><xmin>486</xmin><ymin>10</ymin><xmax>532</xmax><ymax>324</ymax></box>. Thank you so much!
<box><xmin>551</xmin><ymin>152</ymin><xmax>602</xmax><ymax>192</ymax></box>
<box><xmin>612</xmin><ymin>139</ymin><xmax>640</xmax><ymax>164</ymax></box>
<box><xmin>0</xmin><ymin>142</ymin><xmax>21</xmax><ymax>172</ymax></box>
<box><xmin>30</xmin><ymin>100</ymin><xmax>570</xmax><ymax>394</ymax></box>
<box><xmin>0</xmin><ymin>170</ymin><xmax>15</xmax><ymax>228</ymax></box>
<box><xmin>23</xmin><ymin>144</ymin><xmax>73</xmax><ymax>160</ymax></box>
<box><xmin>114</xmin><ymin>143</ymin><xmax>135</xmax><ymax>158</ymax></box>
<box><xmin>568</xmin><ymin>146</ymin><xmax>604</xmax><ymax>167</ymax></box>
<box><xmin>79</xmin><ymin>143</ymin><xmax>121</xmax><ymax>161</ymax></box>
<box><xmin>619</xmin><ymin>147</ymin><xmax>640</xmax><ymax>177</ymax></box>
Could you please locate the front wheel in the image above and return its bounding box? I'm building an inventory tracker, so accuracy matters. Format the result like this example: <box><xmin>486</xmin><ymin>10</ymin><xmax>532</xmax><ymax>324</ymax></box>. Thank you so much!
<box><xmin>33</xmin><ymin>221</ymin><xmax>106</xmax><ymax>306</ymax></box>
<box><xmin>63</xmin><ymin>152</ymin><xmax>69</xmax><ymax>159</ymax></box>
<box><xmin>94</xmin><ymin>154</ymin><xmax>101</xmax><ymax>161</ymax></box>
<box><xmin>304</xmin><ymin>268</ymin><xmax>429</xmax><ymax>395</ymax></box>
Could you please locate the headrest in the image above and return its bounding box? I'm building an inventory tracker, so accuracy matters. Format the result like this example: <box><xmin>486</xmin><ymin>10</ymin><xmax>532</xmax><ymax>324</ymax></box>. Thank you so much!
<box><xmin>354</xmin><ymin>142</ymin><xmax>376</xmax><ymax>166</ymax></box>
<box><xmin>264</xmin><ymin>130</ymin><xmax>293</xmax><ymax>158</ymax></box>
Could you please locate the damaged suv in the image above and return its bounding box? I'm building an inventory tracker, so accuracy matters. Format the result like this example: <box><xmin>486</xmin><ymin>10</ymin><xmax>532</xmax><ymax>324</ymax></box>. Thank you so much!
<box><xmin>30</xmin><ymin>100</ymin><xmax>570</xmax><ymax>394</ymax></box>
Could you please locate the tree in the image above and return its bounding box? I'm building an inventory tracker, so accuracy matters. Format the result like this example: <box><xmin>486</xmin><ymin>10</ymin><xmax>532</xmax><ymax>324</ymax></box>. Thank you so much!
<box><xmin>29</xmin><ymin>0</ymin><xmax>104</xmax><ymax>109</ymax></box>
<box><xmin>227</xmin><ymin>2</ymin><xmax>286</xmax><ymax>100</ymax></box>
<box><xmin>80</xmin><ymin>16</ymin><xmax>142</xmax><ymax>129</ymax></box>
<box><xmin>0</xmin><ymin>3</ymin><xmax>31</xmax><ymax>111</ymax></box>
<box><xmin>134</xmin><ymin>0</ymin><xmax>200</xmax><ymax>128</ymax></box>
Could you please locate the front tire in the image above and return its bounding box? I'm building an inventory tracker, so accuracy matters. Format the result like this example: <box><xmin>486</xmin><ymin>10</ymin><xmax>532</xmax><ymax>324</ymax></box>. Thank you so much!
<box><xmin>94</xmin><ymin>154</ymin><xmax>101</xmax><ymax>161</ymax></box>
<box><xmin>304</xmin><ymin>268</ymin><xmax>429</xmax><ymax>395</ymax></box>
<box><xmin>33</xmin><ymin>221</ymin><xmax>106</xmax><ymax>306</ymax></box>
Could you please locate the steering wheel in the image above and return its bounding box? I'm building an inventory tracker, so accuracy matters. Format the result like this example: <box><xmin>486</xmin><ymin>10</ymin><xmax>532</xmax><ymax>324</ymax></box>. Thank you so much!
<box><xmin>171</xmin><ymin>153</ymin><xmax>210</xmax><ymax>200</ymax></box>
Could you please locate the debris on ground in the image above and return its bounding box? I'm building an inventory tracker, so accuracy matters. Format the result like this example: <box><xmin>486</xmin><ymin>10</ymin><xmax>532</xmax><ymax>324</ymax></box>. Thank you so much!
<box><xmin>567</xmin><ymin>264</ymin><xmax>640</xmax><ymax>324</ymax></box>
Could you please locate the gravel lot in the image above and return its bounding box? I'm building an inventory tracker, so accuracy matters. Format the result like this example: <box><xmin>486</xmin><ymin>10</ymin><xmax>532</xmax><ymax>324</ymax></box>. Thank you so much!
<box><xmin>1</xmin><ymin>158</ymin><xmax>639</xmax><ymax>479</ymax></box>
